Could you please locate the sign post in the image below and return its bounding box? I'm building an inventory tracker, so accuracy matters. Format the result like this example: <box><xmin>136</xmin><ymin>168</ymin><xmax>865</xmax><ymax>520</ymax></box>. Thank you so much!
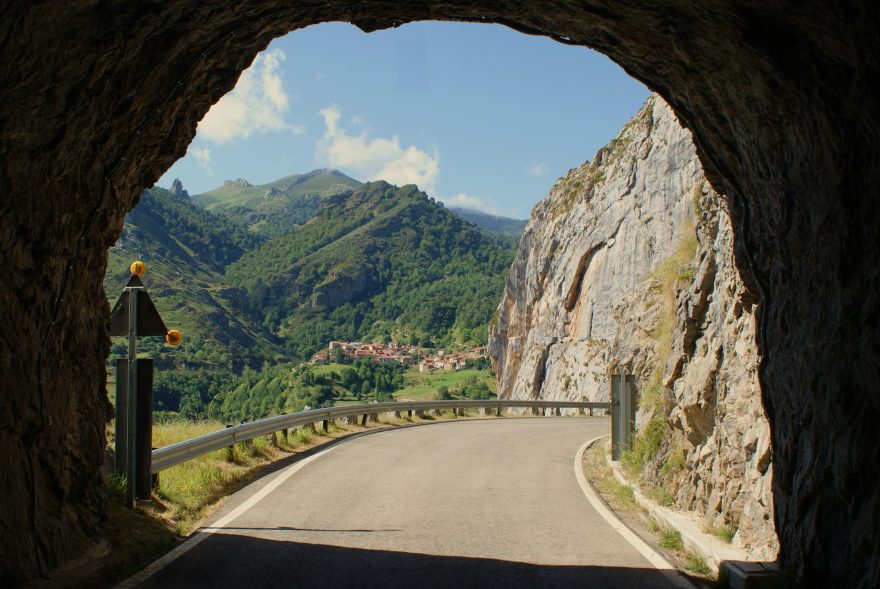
<box><xmin>110</xmin><ymin>261</ymin><xmax>181</xmax><ymax>507</ymax></box>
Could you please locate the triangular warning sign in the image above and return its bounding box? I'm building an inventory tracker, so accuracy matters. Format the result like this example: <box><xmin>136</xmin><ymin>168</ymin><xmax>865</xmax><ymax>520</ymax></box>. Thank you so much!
<box><xmin>109</xmin><ymin>277</ymin><xmax>168</xmax><ymax>337</ymax></box>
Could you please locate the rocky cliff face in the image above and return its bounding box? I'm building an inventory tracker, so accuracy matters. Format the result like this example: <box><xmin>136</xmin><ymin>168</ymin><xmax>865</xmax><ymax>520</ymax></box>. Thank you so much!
<box><xmin>490</xmin><ymin>96</ymin><xmax>696</xmax><ymax>402</ymax></box>
<box><xmin>489</xmin><ymin>95</ymin><xmax>778</xmax><ymax>558</ymax></box>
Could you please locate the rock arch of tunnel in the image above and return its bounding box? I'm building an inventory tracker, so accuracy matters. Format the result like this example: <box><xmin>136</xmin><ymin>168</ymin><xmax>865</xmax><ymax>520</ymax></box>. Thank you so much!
<box><xmin>1</xmin><ymin>2</ymin><xmax>878</xmax><ymax>587</ymax></box>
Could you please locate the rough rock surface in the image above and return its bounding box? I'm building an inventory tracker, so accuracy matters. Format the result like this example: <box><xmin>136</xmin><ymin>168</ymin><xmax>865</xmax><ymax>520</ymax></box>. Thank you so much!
<box><xmin>491</xmin><ymin>96</ymin><xmax>778</xmax><ymax>558</ymax></box>
<box><xmin>1</xmin><ymin>2</ymin><xmax>879</xmax><ymax>586</ymax></box>
<box><xmin>666</xmin><ymin>188</ymin><xmax>777</xmax><ymax>560</ymax></box>
<box><xmin>609</xmin><ymin>183</ymin><xmax>778</xmax><ymax>559</ymax></box>
<box><xmin>490</xmin><ymin>96</ymin><xmax>696</xmax><ymax>403</ymax></box>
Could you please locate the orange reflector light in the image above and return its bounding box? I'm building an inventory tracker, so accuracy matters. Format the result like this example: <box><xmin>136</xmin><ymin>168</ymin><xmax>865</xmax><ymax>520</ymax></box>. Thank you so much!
<box><xmin>166</xmin><ymin>329</ymin><xmax>182</xmax><ymax>346</ymax></box>
<box><xmin>130</xmin><ymin>260</ymin><xmax>146</xmax><ymax>276</ymax></box>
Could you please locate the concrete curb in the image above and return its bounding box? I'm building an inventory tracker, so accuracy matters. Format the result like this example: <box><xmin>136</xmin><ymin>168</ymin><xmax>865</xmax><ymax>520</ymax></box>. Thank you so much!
<box><xmin>575</xmin><ymin>436</ymin><xmax>694</xmax><ymax>589</ymax></box>
<box><xmin>602</xmin><ymin>439</ymin><xmax>748</xmax><ymax>573</ymax></box>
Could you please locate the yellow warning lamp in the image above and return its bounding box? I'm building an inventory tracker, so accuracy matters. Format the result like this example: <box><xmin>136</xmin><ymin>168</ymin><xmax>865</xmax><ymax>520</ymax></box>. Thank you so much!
<box><xmin>130</xmin><ymin>260</ymin><xmax>146</xmax><ymax>276</ymax></box>
<box><xmin>166</xmin><ymin>329</ymin><xmax>182</xmax><ymax>346</ymax></box>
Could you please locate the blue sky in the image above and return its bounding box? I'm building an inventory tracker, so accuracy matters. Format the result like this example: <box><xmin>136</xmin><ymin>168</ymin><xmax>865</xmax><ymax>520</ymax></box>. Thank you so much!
<box><xmin>158</xmin><ymin>22</ymin><xmax>649</xmax><ymax>219</ymax></box>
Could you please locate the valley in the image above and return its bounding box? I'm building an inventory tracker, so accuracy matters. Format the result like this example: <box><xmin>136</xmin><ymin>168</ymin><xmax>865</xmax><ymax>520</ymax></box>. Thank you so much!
<box><xmin>105</xmin><ymin>169</ymin><xmax>524</xmax><ymax>423</ymax></box>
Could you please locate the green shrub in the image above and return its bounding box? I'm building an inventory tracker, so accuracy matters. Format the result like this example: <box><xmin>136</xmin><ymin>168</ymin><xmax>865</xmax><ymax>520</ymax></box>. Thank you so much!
<box><xmin>659</xmin><ymin>527</ymin><xmax>683</xmax><ymax>550</ymax></box>
<box><xmin>685</xmin><ymin>552</ymin><xmax>711</xmax><ymax>575</ymax></box>
<box><xmin>623</xmin><ymin>414</ymin><xmax>670</xmax><ymax>475</ymax></box>
<box><xmin>650</xmin><ymin>518</ymin><xmax>683</xmax><ymax>550</ymax></box>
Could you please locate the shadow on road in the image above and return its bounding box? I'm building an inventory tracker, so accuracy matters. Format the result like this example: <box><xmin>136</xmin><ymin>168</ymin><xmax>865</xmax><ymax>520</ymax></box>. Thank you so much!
<box><xmin>138</xmin><ymin>532</ymin><xmax>689</xmax><ymax>588</ymax></box>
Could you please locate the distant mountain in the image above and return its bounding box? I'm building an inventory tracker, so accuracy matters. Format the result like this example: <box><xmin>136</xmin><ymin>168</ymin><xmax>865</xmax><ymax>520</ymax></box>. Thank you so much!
<box><xmin>449</xmin><ymin>207</ymin><xmax>527</xmax><ymax>236</ymax></box>
<box><xmin>224</xmin><ymin>181</ymin><xmax>516</xmax><ymax>359</ymax></box>
<box><xmin>192</xmin><ymin>169</ymin><xmax>363</xmax><ymax>238</ymax></box>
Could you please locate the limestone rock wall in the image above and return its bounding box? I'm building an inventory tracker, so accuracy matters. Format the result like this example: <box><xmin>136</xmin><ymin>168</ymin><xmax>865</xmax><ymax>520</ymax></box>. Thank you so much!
<box><xmin>489</xmin><ymin>95</ymin><xmax>778</xmax><ymax>558</ymax></box>
<box><xmin>489</xmin><ymin>96</ymin><xmax>697</xmax><ymax>403</ymax></box>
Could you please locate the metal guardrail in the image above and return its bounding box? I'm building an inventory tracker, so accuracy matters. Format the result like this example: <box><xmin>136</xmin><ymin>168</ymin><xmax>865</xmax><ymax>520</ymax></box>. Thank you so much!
<box><xmin>151</xmin><ymin>399</ymin><xmax>611</xmax><ymax>473</ymax></box>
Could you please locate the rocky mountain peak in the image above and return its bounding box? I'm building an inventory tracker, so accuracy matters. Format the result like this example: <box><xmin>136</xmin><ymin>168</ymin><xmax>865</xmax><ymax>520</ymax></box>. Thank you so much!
<box><xmin>170</xmin><ymin>178</ymin><xmax>190</xmax><ymax>199</ymax></box>
<box><xmin>224</xmin><ymin>178</ymin><xmax>252</xmax><ymax>188</ymax></box>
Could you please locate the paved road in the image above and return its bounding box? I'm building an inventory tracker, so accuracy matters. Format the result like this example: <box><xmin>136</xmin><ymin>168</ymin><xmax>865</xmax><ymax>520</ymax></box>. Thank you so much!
<box><xmin>130</xmin><ymin>418</ymin><xmax>688</xmax><ymax>588</ymax></box>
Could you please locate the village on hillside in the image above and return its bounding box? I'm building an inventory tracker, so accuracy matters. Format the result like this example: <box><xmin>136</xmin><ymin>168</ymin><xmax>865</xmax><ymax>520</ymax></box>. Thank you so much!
<box><xmin>311</xmin><ymin>341</ymin><xmax>488</xmax><ymax>372</ymax></box>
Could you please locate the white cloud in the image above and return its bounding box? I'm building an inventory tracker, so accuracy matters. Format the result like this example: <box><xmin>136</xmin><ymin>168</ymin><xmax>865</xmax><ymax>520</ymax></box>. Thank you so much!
<box><xmin>197</xmin><ymin>48</ymin><xmax>304</xmax><ymax>143</ymax></box>
<box><xmin>441</xmin><ymin>192</ymin><xmax>500</xmax><ymax>215</ymax></box>
<box><xmin>526</xmin><ymin>162</ymin><xmax>550</xmax><ymax>176</ymax></box>
<box><xmin>190</xmin><ymin>146</ymin><xmax>214</xmax><ymax>174</ymax></box>
<box><xmin>316</xmin><ymin>105</ymin><xmax>440</xmax><ymax>194</ymax></box>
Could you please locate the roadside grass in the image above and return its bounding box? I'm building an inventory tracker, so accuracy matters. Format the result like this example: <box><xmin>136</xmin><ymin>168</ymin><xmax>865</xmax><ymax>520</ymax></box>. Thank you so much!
<box><xmin>650</xmin><ymin>517</ymin><xmax>684</xmax><ymax>550</ymax></box>
<box><xmin>582</xmin><ymin>438</ymin><xmax>721</xmax><ymax>585</ymax></box>
<box><xmin>685</xmin><ymin>552</ymin><xmax>712</xmax><ymax>575</ymax></box>
<box><xmin>582</xmin><ymin>445</ymin><xmax>636</xmax><ymax>511</ymax></box>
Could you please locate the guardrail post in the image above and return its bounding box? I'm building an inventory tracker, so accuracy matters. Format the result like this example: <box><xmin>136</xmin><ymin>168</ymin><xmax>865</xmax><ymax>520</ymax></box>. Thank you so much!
<box><xmin>322</xmin><ymin>419</ymin><xmax>330</xmax><ymax>433</ymax></box>
<box><xmin>416</xmin><ymin>409</ymin><xmax>425</xmax><ymax>418</ymax></box>
<box><xmin>150</xmin><ymin>447</ymin><xmax>160</xmax><ymax>492</ymax></box>
<box><xmin>269</xmin><ymin>432</ymin><xmax>278</xmax><ymax>448</ymax></box>
<box><xmin>225</xmin><ymin>424</ymin><xmax>235</xmax><ymax>462</ymax></box>
<box><xmin>496</xmin><ymin>405</ymin><xmax>502</xmax><ymax>417</ymax></box>
<box><xmin>590</xmin><ymin>407</ymin><xmax>594</xmax><ymax>417</ymax></box>
<box><xmin>280</xmin><ymin>429</ymin><xmax>288</xmax><ymax>444</ymax></box>
<box><xmin>553</xmin><ymin>407</ymin><xmax>561</xmax><ymax>416</ymax></box>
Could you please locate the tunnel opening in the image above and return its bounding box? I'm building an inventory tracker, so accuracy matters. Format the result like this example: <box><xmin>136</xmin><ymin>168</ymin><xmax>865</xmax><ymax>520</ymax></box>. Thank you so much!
<box><xmin>1</xmin><ymin>3</ymin><xmax>879</xmax><ymax>587</ymax></box>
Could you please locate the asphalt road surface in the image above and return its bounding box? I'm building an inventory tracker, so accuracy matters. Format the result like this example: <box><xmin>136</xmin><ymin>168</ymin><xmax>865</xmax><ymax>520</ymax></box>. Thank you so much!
<box><xmin>128</xmin><ymin>417</ymin><xmax>689</xmax><ymax>588</ymax></box>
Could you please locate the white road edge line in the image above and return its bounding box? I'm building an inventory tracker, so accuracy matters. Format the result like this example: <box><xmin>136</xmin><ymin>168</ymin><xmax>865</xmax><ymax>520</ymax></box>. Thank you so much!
<box><xmin>115</xmin><ymin>442</ymin><xmax>344</xmax><ymax>589</ymax></box>
<box><xmin>575</xmin><ymin>436</ymin><xmax>694</xmax><ymax>589</ymax></box>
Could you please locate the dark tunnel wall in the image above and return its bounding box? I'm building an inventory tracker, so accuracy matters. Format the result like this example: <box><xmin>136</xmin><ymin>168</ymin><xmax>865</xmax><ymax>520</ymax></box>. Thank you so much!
<box><xmin>0</xmin><ymin>1</ymin><xmax>878</xmax><ymax>586</ymax></box>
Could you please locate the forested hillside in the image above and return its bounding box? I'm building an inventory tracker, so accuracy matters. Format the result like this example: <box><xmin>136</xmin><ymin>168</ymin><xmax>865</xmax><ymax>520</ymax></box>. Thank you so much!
<box><xmin>105</xmin><ymin>174</ymin><xmax>516</xmax><ymax>421</ymax></box>
<box><xmin>224</xmin><ymin>181</ymin><xmax>515</xmax><ymax>358</ymax></box>
<box><xmin>105</xmin><ymin>186</ymin><xmax>282</xmax><ymax>372</ymax></box>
